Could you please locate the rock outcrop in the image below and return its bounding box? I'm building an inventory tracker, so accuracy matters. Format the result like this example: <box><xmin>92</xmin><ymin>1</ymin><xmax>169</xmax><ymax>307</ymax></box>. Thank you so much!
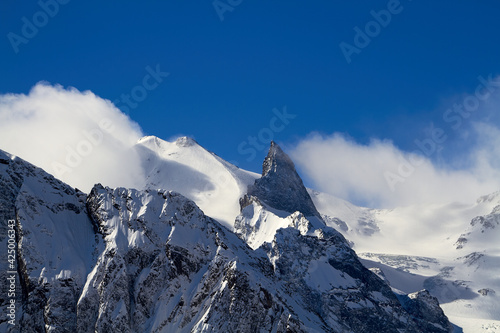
<box><xmin>244</xmin><ymin>141</ymin><xmax>320</xmax><ymax>218</ymax></box>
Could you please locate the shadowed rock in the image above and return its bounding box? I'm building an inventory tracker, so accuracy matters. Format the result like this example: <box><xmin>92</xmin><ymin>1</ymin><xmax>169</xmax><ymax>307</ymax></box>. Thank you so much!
<box><xmin>245</xmin><ymin>141</ymin><xmax>321</xmax><ymax>217</ymax></box>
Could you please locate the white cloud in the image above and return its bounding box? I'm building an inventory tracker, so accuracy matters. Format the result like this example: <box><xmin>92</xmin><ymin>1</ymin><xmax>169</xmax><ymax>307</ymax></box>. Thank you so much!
<box><xmin>289</xmin><ymin>75</ymin><xmax>500</xmax><ymax>209</ymax></box>
<box><xmin>289</xmin><ymin>130</ymin><xmax>500</xmax><ymax>208</ymax></box>
<box><xmin>0</xmin><ymin>82</ymin><xmax>145</xmax><ymax>192</ymax></box>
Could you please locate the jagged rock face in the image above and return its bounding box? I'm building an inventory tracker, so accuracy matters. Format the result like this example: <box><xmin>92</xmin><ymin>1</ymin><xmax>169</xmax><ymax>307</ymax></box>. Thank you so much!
<box><xmin>246</xmin><ymin>141</ymin><xmax>320</xmax><ymax>217</ymax></box>
<box><xmin>454</xmin><ymin>204</ymin><xmax>500</xmax><ymax>250</ymax></box>
<box><xmin>81</xmin><ymin>186</ymin><xmax>447</xmax><ymax>333</ymax></box>
<box><xmin>262</xmin><ymin>227</ymin><xmax>444</xmax><ymax>333</ymax></box>
<box><xmin>234</xmin><ymin>203</ymin><xmax>452</xmax><ymax>332</ymax></box>
<box><xmin>79</xmin><ymin>185</ymin><xmax>316</xmax><ymax>332</ymax></box>
<box><xmin>470</xmin><ymin>204</ymin><xmax>500</xmax><ymax>230</ymax></box>
<box><xmin>398</xmin><ymin>290</ymin><xmax>453</xmax><ymax>333</ymax></box>
<box><xmin>0</xmin><ymin>150</ymin><xmax>95</xmax><ymax>333</ymax></box>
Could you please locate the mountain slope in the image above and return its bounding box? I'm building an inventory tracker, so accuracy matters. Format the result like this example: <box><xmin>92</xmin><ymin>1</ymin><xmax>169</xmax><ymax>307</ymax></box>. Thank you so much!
<box><xmin>135</xmin><ymin>136</ymin><xmax>258</xmax><ymax>228</ymax></box>
<box><xmin>0</xmin><ymin>147</ymin><xmax>453</xmax><ymax>332</ymax></box>
<box><xmin>312</xmin><ymin>187</ymin><xmax>500</xmax><ymax>332</ymax></box>
<box><xmin>81</xmin><ymin>185</ymin><xmax>447</xmax><ymax>332</ymax></box>
<box><xmin>236</xmin><ymin>141</ymin><xmax>325</xmax><ymax>249</ymax></box>
<box><xmin>0</xmin><ymin>150</ymin><xmax>97</xmax><ymax>332</ymax></box>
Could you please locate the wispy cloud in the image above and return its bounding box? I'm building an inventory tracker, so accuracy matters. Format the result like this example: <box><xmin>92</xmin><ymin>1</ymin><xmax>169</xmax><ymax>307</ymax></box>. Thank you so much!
<box><xmin>0</xmin><ymin>82</ymin><xmax>145</xmax><ymax>192</ymax></box>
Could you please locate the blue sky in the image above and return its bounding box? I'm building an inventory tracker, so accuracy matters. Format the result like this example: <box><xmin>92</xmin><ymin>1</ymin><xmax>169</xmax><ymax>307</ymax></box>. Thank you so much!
<box><xmin>2</xmin><ymin>1</ymin><xmax>500</xmax><ymax>206</ymax></box>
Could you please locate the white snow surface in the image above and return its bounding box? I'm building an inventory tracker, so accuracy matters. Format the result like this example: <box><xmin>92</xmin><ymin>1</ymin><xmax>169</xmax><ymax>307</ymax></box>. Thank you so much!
<box><xmin>234</xmin><ymin>200</ymin><xmax>324</xmax><ymax>249</ymax></box>
<box><xmin>310</xmin><ymin>189</ymin><xmax>500</xmax><ymax>333</ymax></box>
<box><xmin>135</xmin><ymin>136</ymin><xmax>258</xmax><ymax>228</ymax></box>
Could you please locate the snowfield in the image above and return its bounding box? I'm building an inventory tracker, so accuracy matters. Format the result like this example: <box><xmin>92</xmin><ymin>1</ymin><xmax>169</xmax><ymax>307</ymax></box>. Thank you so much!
<box><xmin>310</xmin><ymin>190</ymin><xmax>500</xmax><ymax>333</ymax></box>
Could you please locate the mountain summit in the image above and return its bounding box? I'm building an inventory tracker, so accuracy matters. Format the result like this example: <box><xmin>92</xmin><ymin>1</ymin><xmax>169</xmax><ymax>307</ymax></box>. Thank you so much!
<box><xmin>246</xmin><ymin>141</ymin><xmax>321</xmax><ymax>217</ymax></box>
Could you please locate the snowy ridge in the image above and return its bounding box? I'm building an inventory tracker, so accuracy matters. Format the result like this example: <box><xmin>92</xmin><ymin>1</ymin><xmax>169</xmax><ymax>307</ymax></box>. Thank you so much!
<box><xmin>82</xmin><ymin>184</ymin><xmax>421</xmax><ymax>332</ymax></box>
<box><xmin>235</xmin><ymin>196</ymin><xmax>325</xmax><ymax>249</ymax></box>
<box><xmin>455</xmin><ymin>203</ymin><xmax>500</xmax><ymax>253</ymax></box>
<box><xmin>135</xmin><ymin>136</ymin><xmax>258</xmax><ymax>228</ymax></box>
<box><xmin>78</xmin><ymin>183</ymin><xmax>454</xmax><ymax>332</ymax></box>
<box><xmin>0</xmin><ymin>149</ymin><xmax>97</xmax><ymax>332</ymax></box>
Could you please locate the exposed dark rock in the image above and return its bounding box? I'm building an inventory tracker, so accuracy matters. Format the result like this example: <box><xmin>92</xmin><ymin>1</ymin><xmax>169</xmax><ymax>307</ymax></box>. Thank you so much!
<box><xmin>478</xmin><ymin>288</ymin><xmax>495</xmax><ymax>296</ymax></box>
<box><xmin>246</xmin><ymin>141</ymin><xmax>320</xmax><ymax>217</ymax></box>
<box><xmin>454</xmin><ymin>235</ymin><xmax>468</xmax><ymax>250</ymax></box>
<box><xmin>398</xmin><ymin>290</ymin><xmax>453</xmax><ymax>333</ymax></box>
<box><xmin>470</xmin><ymin>205</ymin><xmax>500</xmax><ymax>231</ymax></box>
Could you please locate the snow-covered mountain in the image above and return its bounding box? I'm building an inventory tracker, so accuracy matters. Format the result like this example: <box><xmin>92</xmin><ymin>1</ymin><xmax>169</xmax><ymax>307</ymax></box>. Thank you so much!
<box><xmin>0</xmin><ymin>135</ymin><xmax>496</xmax><ymax>332</ymax></box>
<box><xmin>135</xmin><ymin>136</ymin><xmax>258</xmax><ymax>228</ymax></box>
<box><xmin>311</xmin><ymin>185</ymin><xmax>500</xmax><ymax>333</ymax></box>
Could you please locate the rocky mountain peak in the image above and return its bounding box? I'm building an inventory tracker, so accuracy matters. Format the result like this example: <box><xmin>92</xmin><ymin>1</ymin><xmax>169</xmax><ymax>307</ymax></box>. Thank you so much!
<box><xmin>246</xmin><ymin>141</ymin><xmax>321</xmax><ymax>218</ymax></box>
<box><xmin>175</xmin><ymin>136</ymin><xmax>197</xmax><ymax>147</ymax></box>
<box><xmin>261</xmin><ymin>140</ymin><xmax>294</xmax><ymax>176</ymax></box>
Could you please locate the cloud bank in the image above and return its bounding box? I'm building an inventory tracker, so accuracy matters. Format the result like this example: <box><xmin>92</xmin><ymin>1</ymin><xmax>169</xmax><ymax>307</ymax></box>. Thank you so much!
<box><xmin>289</xmin><ymin>126</ymin><xmax>500</xmax><ymax>209</ymax></box>
<box><xmin>0</xmin><ymin>83</ymin><xmax>145</xmax><ymax>192</ymax></box>
<box><xmin>289</xmin><ymin>75</ymin><xmax>500</xmax><ymax>208</ymax></box>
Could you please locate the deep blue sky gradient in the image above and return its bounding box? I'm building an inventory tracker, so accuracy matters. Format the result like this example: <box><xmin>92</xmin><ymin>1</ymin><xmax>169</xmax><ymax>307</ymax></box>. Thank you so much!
<box><xmin>1</xmin><ymin>1</ymin><xmax>500</xmax><ymax>173</ymax></box>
